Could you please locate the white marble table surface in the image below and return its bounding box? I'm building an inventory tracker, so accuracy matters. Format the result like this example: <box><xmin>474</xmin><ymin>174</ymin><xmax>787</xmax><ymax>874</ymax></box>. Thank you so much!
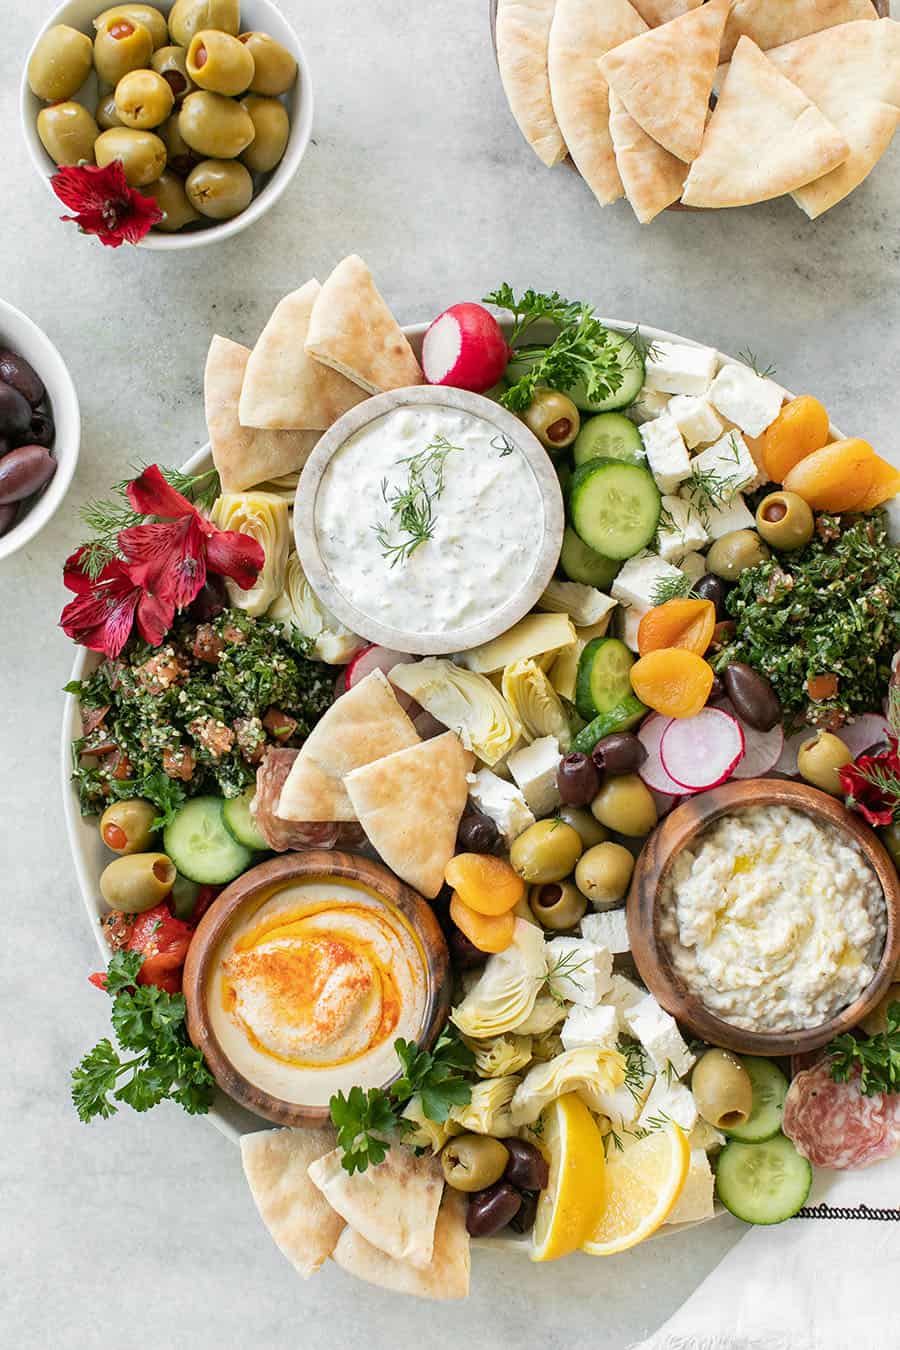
<box><xmin>3</xmin><ymin>1</ymin><xmax>899</xmax><ymax>1345</ymax></box>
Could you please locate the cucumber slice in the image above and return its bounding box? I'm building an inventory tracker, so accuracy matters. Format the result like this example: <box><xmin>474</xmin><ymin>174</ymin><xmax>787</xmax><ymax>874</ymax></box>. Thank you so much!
<box><xmin>222</xmin><ymin>788</ymin><xmax>269</xmax><ymax>851</ymax></box>
<box><xmin>723</xmin><ymin>1057</ymin><xmax>789</xmax><ymax>1142</ymax></box>
<box><xmin>506</xmin><ymin>330</ymin><xmax>645</xmax><ymax>413</ymax></box>
<box><xmin>569</xmin><ymin>458</ymin><xmax>661</xmax><ymax>561</ymax></box>
<box><xmin>164</xmin><ymin>796</ymin><xmax>255</xmax><ymax>885</ymax></box>
<box><xmin>559</xmin><ymin>527</ymin><xmax>620</xmax><ymax>590</ymax></box>
<box><xmin>574</xmin><ymin>412</ymin><xmax>644</xmax><ymax>467</ymax></box>
<box><xmin>715</xmin><ymin>1134</ymin><xmax>811</xmax><ymax>1225</ymax></box>
<box><xmin>575</xmin><ymin>637</ymin><xmax>635</xmax><ymax>721</ymax></box>
<box><xmin>572</xmin><ymin>695</ymin><xmax>648</xmax><ymax>753</ymax></box>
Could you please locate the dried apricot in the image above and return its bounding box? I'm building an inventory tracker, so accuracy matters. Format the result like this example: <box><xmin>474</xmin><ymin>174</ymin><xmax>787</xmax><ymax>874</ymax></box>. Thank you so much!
<box><xmin>444</xmin><ymin>853</ymin><xmax>525</xmax><ymax>916</ymax></box>
<box><xmin>637</xmin><ymin>598</ymin><xmax>717</xmax><ymax>657</ymax></box>
<box><xmin>852</xmin><ymin>455</ymin><xmax>900</xmax><ymax>512</ymax></box>
<box><xmin>629</xmin><ymin>648</ymin><xmax>714</xmax><ymax>719</ymax></box>
<box><xmin>761</xmin><ymin>396</ymin><xmax>830</xmax><ymax>483</ymax></box>
<box><xmin>783</xmin><ymin>438</ymin><xmax>876</xmax><ymax>512</ymax></box>
<box><xmin>449</xmin><ymin>892</ymin><xmax>515</xmax><ymax>953</ymax></box>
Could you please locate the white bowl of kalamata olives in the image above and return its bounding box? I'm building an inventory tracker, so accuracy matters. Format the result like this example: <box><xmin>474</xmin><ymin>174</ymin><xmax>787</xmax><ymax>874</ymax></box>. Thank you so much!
<box><xmin>0</xmin><ymin>298</ymin><xmax>80</xmax><ymax>560</ymax></box>
<box><xmin>21</xmin><ymin>0</ymin><xmax>314</xmax><ymax>250</ymax></box>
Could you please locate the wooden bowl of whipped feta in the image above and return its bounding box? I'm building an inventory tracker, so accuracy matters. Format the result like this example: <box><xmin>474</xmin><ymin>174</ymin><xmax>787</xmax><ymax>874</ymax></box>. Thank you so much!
<box><xmin>628</xmin><ymin>780</ymin><xmax>900</xmax><ymax>1058</ymax></box>
<box><xmin>182</xmin><ymin>852</ymin><xmax>450</xmax><ymax>1127</ymax></box>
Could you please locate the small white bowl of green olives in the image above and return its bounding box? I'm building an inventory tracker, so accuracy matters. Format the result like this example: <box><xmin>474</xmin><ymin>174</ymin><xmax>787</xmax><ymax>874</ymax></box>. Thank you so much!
<box><xmin>21</xmin><ymin>0</ymin><xmax>314</xmax><ymax>250</ymax></box>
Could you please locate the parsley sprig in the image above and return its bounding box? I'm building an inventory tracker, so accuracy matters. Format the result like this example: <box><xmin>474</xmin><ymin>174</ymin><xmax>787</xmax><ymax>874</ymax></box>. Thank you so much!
<box><xmin>71</xmin><ymin>951</ymin><xmax>215</xmax><ymax>1122</ymax></box>
<box><xmin>828</xmin><ymin>1002</ymin><xmax>900</xmax><ymax>1097</ymax></box>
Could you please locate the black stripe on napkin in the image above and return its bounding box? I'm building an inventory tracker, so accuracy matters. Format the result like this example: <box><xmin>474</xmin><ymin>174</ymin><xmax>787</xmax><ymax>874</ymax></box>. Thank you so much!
<box><xmin>792</xmin><ymin>1203</ymin><xmax>900</xmax><ymax>1221</ymax></box>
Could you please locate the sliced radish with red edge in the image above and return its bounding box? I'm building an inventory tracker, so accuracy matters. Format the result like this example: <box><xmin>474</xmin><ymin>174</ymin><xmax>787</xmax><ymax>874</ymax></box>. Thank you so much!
<box><xmin>715</xmin><ymin>698</ymin><xmax>785</xmax><ymax>780</ymax></box>
<box><xmin>660</xmin><ymin>708</ymin><xmax>745</xmax><ymax>792</ymax></box>
<box><xmin>836</xmin><ymin>714</ymin><xmax>890</xmax><ymax>758</ymax></box>
<box><xmin>776</xmin><ymin>727</ymin><xmax>810</xmax><ymax>777</ymax></box>
<box><xmin>345</xmin><ymin>645</ymin><xmax>419</xmax><ymax>713</ymax></box>
<box><xmin>412</xmin><ymin>707</ymin><xmax>447</xmax><ymax>740</ymax></box>
<box><xmin>637</xmin><ymin>714</ymin><xmax>686</xmax><ymax>795</ymax></box>
<box><xmin>422</xmin><ymin>303</ymin><xmax>510</xmax><ymax>393</ymax></box>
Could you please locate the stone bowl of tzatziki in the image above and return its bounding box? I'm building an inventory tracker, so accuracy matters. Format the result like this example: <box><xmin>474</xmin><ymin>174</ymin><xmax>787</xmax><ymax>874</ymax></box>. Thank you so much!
<box><xmin>294</xmin><ymin>386</ymin><xmax>565</xmax><ymax>656</ymax></box>
<box><xmin>628</xmin><ymin>779</ymin><xmax>900</xmax><ymax>1058</ymax></box>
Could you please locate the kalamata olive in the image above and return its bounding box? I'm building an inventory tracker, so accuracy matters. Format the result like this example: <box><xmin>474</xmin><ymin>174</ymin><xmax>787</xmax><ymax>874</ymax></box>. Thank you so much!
<box><xmin>448</xmin><ymin>924</ymin><xmax>487</xmax><ymax>970</ymax></box>
<box><xmin>693</xmin><ymin>573</ymin><xmax>730</xmax><ymax>621</ymax></box>
<box><xmin>591</xmin><ymin>732</ymin><xmax>647</xmax><ymax>776</ymax></box>
<box><xmin>723</xmin><ymin>662</ymin><xmax>781</xmax><ymax>732</ymax></box>
<box><xmin>465</xmin><ymin>1182</ymin><xmax>522</xmax><ymax>1238</ymax></box>
<box><xmin>502</xmin><ymin>1138</ymin><xmax>550</xmax><ymax>1191</ymax></box>
<box><xmin>508</xmin><ymin>1190</ymin><xmax>539</xmax><ymax>1234</ymax></box>
<box><xmin>441</xmin><ymin>1134</ymin><xmax>509</xmax><ymax>1192</ymax></box>
<box><xmin>457</xmin><ymin>810</ymin><xmax>501</xmax><ymax>854</ymax></box>
<box><xmin>0</xmin><ymin>446</ymin><xmax>57</xmax><ymax>504</ymax></box>
<box><xmin>0</xmin><ymin>381</ymin><xmax>32</xmax><ymax>439</ymax></box>
<box><xmin>188</xmin><ymin>573</ymin><xmax>228</xmax><ymax>620</ymax></box>
<box><xmin>0</xmin><ymin>349</ymin><xmax>45</xmax><ymax>407</ymax></box>
<box><xmin>0</xmin><ymin>436</ymin><xmax>10</xmax><ymax>459</ymax></box>
<box><xmin>708</xmin><ymin>675</ymin><xmax>725</xmax><ymax>704</ymax></box>
<box><xmin>0</xmin><ymin>502</ymin><xmax>17</xmax><ymax>536</ymax></box>
<box><xmin>28</xmin><ymin>410</ymin><xmax>55</xmax><ymax>449</ymax></box>
<box><xmin>556</xmin><ymin>751</ymin><xmax>600</xmax><ymax>806</ymax></box>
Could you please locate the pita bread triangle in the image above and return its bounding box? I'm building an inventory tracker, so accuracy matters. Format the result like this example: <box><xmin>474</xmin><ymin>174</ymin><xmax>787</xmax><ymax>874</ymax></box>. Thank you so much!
<box><xmin>276</xmin><ymin>669</ymin><xmax>420</xmax><ymax>823</ymax></box>
<box><xmin>240</xmin><ymin>1127</ymin><xmax>345</xmax><ymax>1279</ymax></box>
<box><xmin>721</xmin><ymin>0</ymin><xmax>878</xmax><ymax>63</ymax></box>
<box><xmin>332</xmin><ymin>1189</ymin><xmax>470</xmax><ymax>1300</ymax></box>
<box><xmin>496</xmin><ymin>0</ymin><xmax>567</xmax><ymax>168</ymax></box>
<box><xmin>630</xmin><ymin>0</ymin><xmax>702</xmax><ymax>25</ymax></box>
<box><xmin>205</xmin><ymin>336</ymin><xmax>319</xmax><ymax>493</ymax></box>
<box><xmin>238</xmin><ymin>280</ymin><xmax>368</xmax><ymax>433</ymax></box>
<box><xmin>344</xmin><ymin>732</ymin><xmax>474</xmax><ymax>899</ymax></box>
<box><xmin>683</xmin><ymin>36</ymin><xmax>850</xmax><ymax>207</ymax></box>
<box><xmin>599</xmin><ymin>0</ymin><xmax>731</xmax><ymax>163</ymax></box>
<box><xmin>608</xmin><ymin>89</ymin><xmax>687</xmax><ymax>222</ymax></box>
<box><xmin>548</xmin><ymin>0</ymin><xmax>648</xmax><ymax>208</ymax></box>
<box><xmin>305</xmin><ymin>255</ymin><xmax>425</xmax><ymax>394</ymax></box>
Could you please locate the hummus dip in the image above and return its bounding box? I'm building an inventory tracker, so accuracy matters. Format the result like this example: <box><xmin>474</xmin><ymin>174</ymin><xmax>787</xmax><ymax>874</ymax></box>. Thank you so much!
<box><xmin>207</xmin><ymin>879</ymin><xmax>429</xmax><ymax>1106</ymax></box>
<box><xmin>660</xmin><ymin>806</ymin><xmax>886</xmax><ymax>1033</ymax></box>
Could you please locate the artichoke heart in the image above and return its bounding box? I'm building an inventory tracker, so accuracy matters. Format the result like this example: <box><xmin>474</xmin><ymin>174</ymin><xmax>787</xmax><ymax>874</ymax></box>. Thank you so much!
<box><xmin>209</xmin><ymin>491</ymin><xmax>289</xmax><ymax>617</ymax></box>
<box><xmin>537</xmin><ymin>579</ymin><xmax>617</xmax><ymax>629</ymax></box>
<box><xmin>401</xmin><ymin>1095</ymin><xmax>463</xmax><ymax>1152</ymax></box>
<box><xmin>390</xmin><ymin>657</ymin><xmax>521</xmax><ymax>767</ymax></box>
<box><xmin>530</xmin><ymin>1029</ymin><xmax>565</xmax><ymax>1062</ymax></box>
<box><xmin>501</xmin><ymin>658</ymin><xmax>572</xmax><ymax>750</ymax></box>
<box><xmin>451</xmin><ymin>919</ymin><xmax>547</xmax><ymax>1039</ymax></box>
<box><xmin>464</xmin><ymin>1032</ymin><xmax>534</xmax><ymax>1078</ymax></box>
<box><xmin>514</xmin><ymin>995</ymin><xmax>567</xmax><ymax>1036</ymax></box>
<box><xmin>449</xmin><ymin>1075</ymin><xmax>520</xmax><ymax>1138</ymax></box>
<box><xmin>269</xmin><ymin>554</ymin><xmax>365</xmax><ymax>664</ymax></box>
<box><xmin>510</xmin><ymin>1046</ymin><xmax>627</xmax><ymax>1127</ymax></box>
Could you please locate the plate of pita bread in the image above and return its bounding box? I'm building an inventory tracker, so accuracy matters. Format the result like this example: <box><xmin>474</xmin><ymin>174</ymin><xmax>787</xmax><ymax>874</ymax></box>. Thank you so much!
<box><xmin>491</xmin><ymin>0</ymin><xmax>899</xmax><ymax>222</ymax></box>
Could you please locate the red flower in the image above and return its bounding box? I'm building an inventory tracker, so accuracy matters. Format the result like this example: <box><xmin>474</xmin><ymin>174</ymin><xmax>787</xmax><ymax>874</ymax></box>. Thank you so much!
<box><xmin>839</xmin><ymin>738</ymin><xmax>900</xmax><ymax>828</ymax></box>
<box><xmin>60</xmin><ymin>548</ymin><xmax>174</xmax><ymax>658</ymax></box>
<box><xmin>51</xmin><ymin>161</ymin><xmax>162</xmax><ymax>248</ymax></box>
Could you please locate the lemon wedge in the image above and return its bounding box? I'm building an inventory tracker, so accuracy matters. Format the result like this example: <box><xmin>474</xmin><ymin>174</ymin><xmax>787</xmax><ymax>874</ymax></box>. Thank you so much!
<box><xmin>582</xmin><ymin>1120</ymin><xmax>690</xmax><ymax>1256</ymax></box>
<box><xmin>530</xmin><ymin>1093</ymin><xmax>607</xmax><ymax>1262</ymax></box>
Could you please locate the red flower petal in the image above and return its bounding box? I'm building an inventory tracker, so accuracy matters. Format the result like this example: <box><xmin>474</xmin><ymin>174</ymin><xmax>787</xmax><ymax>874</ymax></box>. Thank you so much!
<box><xmin>51</xmin><ymin>162</ymin><xmax>162</xmax><ymax>249</ymax></box>
<box><xmin>205</xmin><ymin>528</ymin><xmax>265</xmax><ymax>591</ymax></box>
<box><xmin>127</xmin><ymin>464</ymin><xmax>195</xmax><ymax>520</ymax></box>
<box><xmin>135</xmin><ymin>587</ymin><xmax>176</xmax><ymax>647</ymax></box>
<box><xmin>63</xmin><ymin>546</ymin><xmax>98</xmax><ymax>594</ymax></box>
<box><xmin>60</xmin><ymin>578</ymin><xmax>140</xmax><ymax>659</ymax></box>
<box><xmin>119</xmin><ymin>516</ymin><xmax>208</xmax><ymax>610</ymax></box>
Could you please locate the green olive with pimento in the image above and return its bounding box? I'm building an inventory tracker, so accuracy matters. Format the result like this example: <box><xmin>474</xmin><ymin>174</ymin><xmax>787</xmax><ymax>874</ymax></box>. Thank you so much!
<box><xmin>100</xmin><ymin>798</ymin><xmax>159</xmax><ymax>854</ymax></box>
<box><xmin>521</xmin><ymin>389</ymin><xmax>580</xmax><ymax>452</ymax></box>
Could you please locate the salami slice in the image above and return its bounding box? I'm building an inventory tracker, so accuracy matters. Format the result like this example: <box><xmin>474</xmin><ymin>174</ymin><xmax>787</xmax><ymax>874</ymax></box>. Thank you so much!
<box><xmin>783</xmin><ymin>1061</ymin><xmax>900</xmax><ymax>1170</ymax></box>
<box><xmin>252</xmin><ymin>749</ymin><xmax>366</xmax><ymax>853</ymax></box>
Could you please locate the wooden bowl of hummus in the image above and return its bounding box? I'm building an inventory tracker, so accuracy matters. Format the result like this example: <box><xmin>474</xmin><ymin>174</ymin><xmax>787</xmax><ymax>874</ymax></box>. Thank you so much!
<box><xmin>183</xmin><ymin>851</ymin><xmax>451</xmax><ymax>1127</ymax></box>
<box><xmin>628</xmin><ymin>779</ymin><xmax>900</xmax><ymax>1058</ymax></box>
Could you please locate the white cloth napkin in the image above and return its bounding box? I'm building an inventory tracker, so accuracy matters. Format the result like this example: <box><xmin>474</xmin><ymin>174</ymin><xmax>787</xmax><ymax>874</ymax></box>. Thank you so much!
<box><xmin>631</xmin><ymin>1154</ymin><xmax>900</xmax><ymax>1350</ymax></box>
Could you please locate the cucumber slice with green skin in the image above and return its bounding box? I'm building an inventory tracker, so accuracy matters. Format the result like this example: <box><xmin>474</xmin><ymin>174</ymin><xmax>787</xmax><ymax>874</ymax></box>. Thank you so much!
<box><xmin>222</xmin><ymin>788</ymin><xmax>269</xmax><ymax>851</ymax></box>
<box><xmin>723</xmin><ymin>1057</ymin><xmax>790</xmax><ymax>1142</ymax></box>
<box><xmin>574</xmin><ymin>413</ymin><xmax>644</xmax><ymax>467</ymax></box>
<box><xmin>569</xmin><ymin>458</ymin><xmax>661</xmax><ymax>561</ymax></box>
<box><xmin>558</xmin><ymin>526</ymin><xmax>620</xmax><ymax>589</ymax></box>
<box><xmin>715</xmin><ymin>1134</ymin><xmax>811</xmax><ymax>1225</ymax></box>
<box><xmin>575</xmin><ymin>637</ymin><xmax>635</xmax><ymax>721</ymax></box>
<box><xmin>572</xmin><ymin>694</ymin><xmax>648</xmax><ymax>753</ymax></box>
<box><xmin>506</xmin><ymin>331</ymin><xmax>645</xmax><ymax>413</ymax></box>
<box><xmin>164</xmin><ymin>796</ymin><xmax>255</xmax><ymax>885</ymax></box>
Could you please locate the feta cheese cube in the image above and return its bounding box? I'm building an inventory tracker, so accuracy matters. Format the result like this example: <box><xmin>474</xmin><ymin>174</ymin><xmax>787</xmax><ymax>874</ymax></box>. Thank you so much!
<box><xmin>618</xmin><ymin>604</ymin><xmax>642</xmax><ymax>654</ymax></box>
<box><xmin>611</xmin><ymin>552</ymin><xmax>684</xmax><ymax>614</ymax></box>
<box><xmin>679</xmin><ymin>550</ymin><xmax>707</xmax><ymax>582</ymax></box>
<box><xmin>644</xmin><ymin>341</ymin><xmax>718</xmax><ymax>397</ymax></box>
<box><xmin>694</xmin><ymin>491</ymin><xmax>755</xmax><ymax>540</ymax></box>
<box><xmin>639</xmin><ymin>413</ymin><xmax>692</xmax><ymax>494</ymax></box>
<box><xmin>592</xmin><ymin>1069</ymin><xmax>655</xmax><ymax>1128</ymax></box>
<box><xmin>689</xmin><ymin>1119</ymin><xmax>727</xmax><ymax>1153</ymax></box>
<box><xmin>507</xmin><ymin>736</ymin><xmax>561</xmax><ymax>817</ymax></box>
<box><xmin>605</xmin><ymin>973</ymin><xmax>645</xmax><ymax>1018</ymax></box>
<box><xmin>688</xmin><ymin>431</ymin><xmax>758</xmax><ymax>504</ymax></box>
<box><xmin>709</xmin><ymin>363</ymin><xmax>784</xmax><ymax>438</ymax></box>
<box><xmin>467</xmin><ymin>768</ymin><xmax>535</xmax><ymax>843</ymax></box>
<box><xmin>561</xmin><ymin>1003</ymin><xmax>620</xmax><ymax>1052</ymax></box>
<box><xmin>580</xmin><ymin>908</ymin><xmax>630</xmax><ymax>954</ymax></box>
<box><xmin>667</xmin><ymin>394</ymin><xmax>724</xmax><ymax>450</ymax></box>
<box><xmin>656</xmin><ymin>495</ymin><xmax>709</xmax><ymax>563</ymax></box>
<box><xmin>545</xmin><ymin>937</ymin><xmax>612</xmax><ymax>1008</ymax></box>
<box><xmin>622</xmin><ymin>996</ymin><xmax>695</xmax><ymax>1077</ymax></box>
<box><xmin>666</xmin><ymin>1150</ymin><xmax>715</xmax><ymax>1225</ymax></box>
<box><xmin>638</xmin><ymin>1075</ymin><xmax>698</xmax><ymax>1133</ymax></box>
<box><xmin>629</xmin><ymin>387</ymin><xmax>671</xmax><ymax>424</ymax></box>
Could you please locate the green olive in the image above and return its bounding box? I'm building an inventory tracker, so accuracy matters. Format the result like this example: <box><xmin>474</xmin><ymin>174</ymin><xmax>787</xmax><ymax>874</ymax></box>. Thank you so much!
<box><xmin>151</xmin><ymin>45</ymin><xmax>195</xmax><ymax>102</ymax></box>
<box><xmin>510</xmin><ymin>819</ymin><xmax>584</xmax><ymax>884</ymax></box>
<box><xmin>100</xmin><ymin>799</ymin><xmax>159</xmax><ymax>854</ymax></box>
<box><xmin>186</xmin><ymin>158</ymin><xmax>253</xmax><ymax>219</ymax></box>
<box><xmin>159</xmin><ymin>112</ymin><xmax>198</xmax><ymax>174</ymax></box>
<box><xmin>239</xmin><ymin>31</ymin><xmax>298</xmax><ymax>96</ymax></box>
<box><xmin>691</xmin><ymin>1049</ymin><xmax>753</xmax><ymax>1132</ymax></box>
<box><xmin>96</xmin><ymin>91</ymin><xmax>125</xmax><ymax>129</ymax></box>
<box><xmin>169</xmin><ymin>0</ymin><xmax>240</xmax><ymax>47</ymax></box>
<box><xmin>880</xmin><ymin>821</ymin><xmax>900</xmax><ymax>869</ymax></box>
<box><xmin>574</xmin><ymin>842</ymin><xmax>635</xmax><ymax>908</ymax></box>
<box><xmin>187</xmin><ymin>30</ymin><xmax>255</xmax><ymax>96</ymax></box>
<box><xmin>556</xmin><ymin>804</ymin><xmax>608</xmax><ymax>851</ymax></box>
<box><xmin>591</xmin><ymin>775</ymin><xmax>657</xmax><ymax>837</ymax></box>
<box><xmin>441</xmin><ymin>1134</ymin><xmax>509</xmax><ymax>1192</ymax></box>
<box><xmin>796</xmin><ymin>731</ymin><xmax>852</xmax><ymax>796</ymax></box>
<box><xmin>755</xmin><ymin>491</ymin><xmax>815</xmax><ymax>552</ymax></box>
<box><xmin>179</xmin><ymin>90</ymin><xmax>255</xmax><ymax>158</ymax></box>
<box><xmin>144</xmin><ymin>170</ymin><xmax>202</xmax><ymax>231</ymax></box>
<box><xmin>529</xmin><ymin>880</ymin><xmax>587</xmax><ymax>931</ymax></box>
<box><xmin>521</xmin><ymin>388</ymin><xmax>581</xmax><ymax>452</ymax></box>
<box><xmin>95</xmin><ymin>127</ymin><xmax>167</xmax><ymax>186</ymax></box>
<box><xmin>706</xmin><ymin>530</ymin><xmax>771</xmax><ymax>582</ymax></box>
<box><xmin>95</xmin><ymin>5</ymin><xmax>169</xmax><ymax>50</ymax></box>
<box><xmin>93</xmin><ymin>16</ymin><xmax>155</xmax><ymax>87</ymax></box>
<box><xmin>28</xmin><ymin>25</ymin><xmax>94</xmax><ymax>102</ymax></box>
<box><xmin>240</xmin><ymin>95</ymin><xmax>290</xmax><ymax>173</ymax></box>
<box><xmin>37</xmin><ymin>102</ymin><xmax>100</xmax><ymax>166</ymax></box>
<box><xmin>100</xmin><ymin>852</ymin><xmax>176</xmax><ymax>911</ymax></box>
<box><xmin>115</xmin><ymin>68</ymin><xmax>175</xmax><ymax>129</ymax></box>
<box><xmin>859</xmin><ymin>982</ymin><xmax>900</xmax><ymax>1036</ymax></box>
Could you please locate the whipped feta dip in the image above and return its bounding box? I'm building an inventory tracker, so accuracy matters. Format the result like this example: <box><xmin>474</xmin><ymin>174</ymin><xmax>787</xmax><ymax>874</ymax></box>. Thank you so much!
<box><xmin>314</xmin><ymin>404</ymin><xmax>545</xmax><ymax>639</ymax></box>
<box><xmin>660</xmin><ymin>806</ymin><xmax>886</xmax><ymax>1033</ymax></box>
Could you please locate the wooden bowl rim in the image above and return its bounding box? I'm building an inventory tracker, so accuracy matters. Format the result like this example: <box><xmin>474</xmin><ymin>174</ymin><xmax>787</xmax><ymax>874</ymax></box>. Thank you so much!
<box><xmin>626</xmin><ymin>778</ymin><xmax>900</xmax><ymax>1057</ymax></box>
<box><xmin>182</xmin><ymin>851</ymin><xmax>451</xmax><ymax>1128</ymax></box>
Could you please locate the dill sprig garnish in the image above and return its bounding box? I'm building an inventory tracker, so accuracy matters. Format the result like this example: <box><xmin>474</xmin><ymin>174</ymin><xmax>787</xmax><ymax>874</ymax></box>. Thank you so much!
<box><xmin>77</xmin><ymin>465</ymin><xmax>222</xmax><ymax>579</ymax></box>
<box><xmin>543</xmin><ymin>949</ymin><xmax>591</xmax><ymax>1004</ymax></box>
<box><xmin>738</xmin><ymin>348</ymin><xmax>777</xmax><ymax>380</ymax></box>
<box><xmin>373</xmin><ymin>434</ymin><xmax>462</xmax><ymax>567</ymax></box>
<box><xmin>650</xmin><ymin>574</ymin><xmax>697</xmax><ymax>607</ymax></box>
<box><xmin>686</xmin><ymin>437</ymin><xmax>746</xmax><ymax>523</ymax></box>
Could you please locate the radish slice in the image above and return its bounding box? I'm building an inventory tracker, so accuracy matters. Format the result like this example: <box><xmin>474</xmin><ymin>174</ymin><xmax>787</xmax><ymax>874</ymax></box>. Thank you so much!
<box><xmin>715</xmin><ymin>698</ymin><xmax>785</xmax><ymax>779</ymax></box>
<box><xmin>412</xmin><ymin>707</ymin><xmax>447</xmax><ymax>740</ymax></box>
<box><xmin>637</xmin><ymin>714</ymin><xmax>686</xmax><ymax>795</ymax></box>
<box><xmin>660</xmin><ymin>709</ymin><xmax>745</xmax><ymax>792</ymax></box>
<box><xmin>333</xmin><ymin>669</ymin><xmax>347</xmax><ymax>700</ymax></box>
<box><xmin>422</xmin><ymin>303</ymin><xmax>510</xmax><ymax>393</ymax></box>
<box><xmin>837</xmin><ymin>714</ymin><xmax>891</xmax><ymax>757</ymax></box>
<box><xmin>650</xmin><ymin>788</ymin><xmax>681</xmax><ymax>818</ymax></box>
<box><xmin>345</xmin><ymin>645</ymin><xmax>419</xmax><ymax>713</ymax></box>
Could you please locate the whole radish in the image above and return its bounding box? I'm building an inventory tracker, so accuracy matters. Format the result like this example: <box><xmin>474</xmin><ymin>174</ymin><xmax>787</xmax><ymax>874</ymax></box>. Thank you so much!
<box><xmin>422</xmin><ymin>303</ymin><xmax>510</xmax><ymax>393</ymax></box>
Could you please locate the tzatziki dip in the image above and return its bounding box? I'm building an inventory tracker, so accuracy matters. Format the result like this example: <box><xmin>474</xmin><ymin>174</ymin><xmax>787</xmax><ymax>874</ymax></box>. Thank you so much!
<box><xmin>660</xmin><ymin>806</ymin><xmax>886</xmax><ymax>1033</ymax></box>
<box><xmin>313</xmin><ymin>404</ymin><xmax>546</xmax><ymax>639</ymax></box>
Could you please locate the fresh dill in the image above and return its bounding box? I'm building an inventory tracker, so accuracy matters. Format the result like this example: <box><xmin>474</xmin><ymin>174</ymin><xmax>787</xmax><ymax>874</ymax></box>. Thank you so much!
<box><xmin>630</xmin><ymin>1111</ymin><xmax>672</xmax><ymax>1141</ymax></box>
<box><xmin>738</xmin><ymin>348</ymin><xmax>777</xmax><ymax>380</ymax></box>
<box><xmin>686</xmin><ymin>445</ymin><xmax>746</xmax><ymax>522</ymax></box>
<box><xmin>650</xmin><ymin>574</ymin><xmax>697</xmax><ymax>607</ymax></box>
<box><xmin>619</xmin><ymin>1037</ymin><xmax>650</xmax><ymax>1103</ymax></box>
<box><xmin>491</xmin><ymin>433</ymin><xmax>515</xmax><ymax>457</ymax></box>
<box><xmin>543</xmin><ymin>949</ymin><xmax>591</xmax><ymax>1004</ymax></box>
<box><xmin>602</xmin><ymin>1127</ymin><xmax>625</xmax><ymax>1158</ymax></box>
<box><xmin>373</xmin><ymin>434</ymin><xmax>462</xmax><ymax>567</ymax></box>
